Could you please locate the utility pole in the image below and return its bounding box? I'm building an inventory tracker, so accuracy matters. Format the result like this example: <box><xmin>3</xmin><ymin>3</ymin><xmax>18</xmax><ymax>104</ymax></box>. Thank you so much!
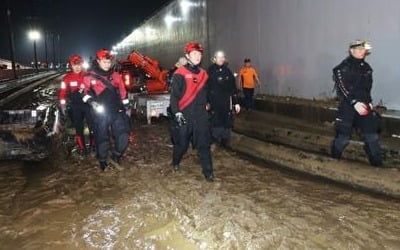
<box><xmin>6</xmin><ymin>0</ymin><xmax>17</xmax><ymax>79</ymax></box>
<box><xmin>57</xmin><ymin>34</ymin><xmax>61</xmax><ymax>68</ymax></box>
<box><xmin>52</xmin><ymin>33</ymin><xmax>56</xmax><ymax>68</ymax></box>
<box><xmin>44</xmin><ymin>32</ymin><xmax>48</xmax><ymax>69</ymax></box>
<box><xmin>33</xmin><ymin>39</ymin><xmax>38</xmax><ymax>73</ymax></box>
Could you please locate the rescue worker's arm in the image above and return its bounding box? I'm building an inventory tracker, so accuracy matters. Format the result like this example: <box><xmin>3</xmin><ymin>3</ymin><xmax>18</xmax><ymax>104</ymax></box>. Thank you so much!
<box><xmin>82</xmin><ymin>76</ymin><xmax>94</xmax><ymax>103</ymax></box>
<box><xmin>170</xmin><ymin>74</ymin><xmax>186</xmax><ymax>115</ymax></box>
<box><xmin>333</xmin><ymin>64</ymin><xmax>358</xmax><ymax>105</ymax></box>
<box><xmin>239</xmin><ymin>69</ymin><xmax>244</xmax><ymax>90</ymax></box>
<box><xmin>333</xmin><ymin>64</ymin><xmax>369</xmax><ymax>116</ymax></box>
<box><xmin>58</xmin><ymin>76</ymin><xmax>69</xmax><ymax>114</ymax></box>
<box><xmin>205</xmin><ymin>67</ymin><xmax>213</xmax><ymax>110</ymax></box>
<box><xmin>81</xmin><ymin>76</ymin><xmax>104</xmax><ymax>113</ymax></box>
<box><xmin>59</xmin><ymin>77</ymin><xmax>68</xmax><ymax>107</ymax></box>
<box><xmin>113</xmin><ymin>73</ymin><xmax>130</xmax><ymax>107</ymax></box>
<box><xmin>228</xmin><ymin>68</ymin><xmax>240</xmax><ymax>113</ymax></box>
<box><xmin>253</xmin><ymin>68</ymin><xmax>260</xmax><ymax>87</ymax></box>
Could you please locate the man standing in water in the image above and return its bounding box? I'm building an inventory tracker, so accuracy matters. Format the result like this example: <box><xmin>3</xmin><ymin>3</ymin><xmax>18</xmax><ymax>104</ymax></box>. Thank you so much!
<box><xmin>59</xmin><ymin>54</ymin><xmax>95</xmax><ymax>156</ymax></box>
<box><xmin>207</xmin><ymin>51</ymin><xmax>240</xmax><ymax>147</ymax></box>
<box><xmin>169</xmin><ymin>42</ymin><xmax>214</xmax><ymax>182</ymax></box>
<box><xmin>82</xmin><ymin>49</ymin><xmax>130</xmax><ymax>171</ymax></box>
<box><xmin>331</xmin><ymin>40</ymin><xmax>382</xmax><ymax>167</ymax></box>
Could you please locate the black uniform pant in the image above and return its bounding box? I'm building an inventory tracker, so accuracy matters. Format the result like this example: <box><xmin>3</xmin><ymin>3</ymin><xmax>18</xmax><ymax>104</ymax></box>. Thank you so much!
<box><xmin>94</xmin><ymin>111</ymin><xmax>130</xmax><ymax>162</ymax></box>
<box><xmin>243</xmin><ymin>88</ymin><xmax>255</xmax><ymax>110</ymax></box>
<box><xmin>69</xmin><ymin>103</ymin><xmax>94</xmax><ymax>138</ymax></box>
<box><xmin>172</xmin><ymin>120</ymin><xmax>213</xmax><ymax>176</ymax></box>
<box><xmin>331</xmin><ymin>103</ymin><xmax>382</xmax><ymax>166</ymax></box>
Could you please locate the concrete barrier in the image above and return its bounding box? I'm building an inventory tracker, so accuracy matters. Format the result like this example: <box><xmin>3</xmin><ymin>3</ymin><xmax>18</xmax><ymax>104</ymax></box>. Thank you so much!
<box><xmin>229</xmin><ymin>132</ymin><xmax>400</xmax><ymax>199</ymax></box>
<box><xmin>254</xmin><ymin>96</ymin><xmax>400</xmax><ymax>137</ymax></box>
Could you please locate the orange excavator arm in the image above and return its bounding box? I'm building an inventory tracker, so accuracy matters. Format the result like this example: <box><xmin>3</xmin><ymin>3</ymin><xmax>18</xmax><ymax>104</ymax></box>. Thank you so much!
<box><xmin>126</xmin><ymin>50</ymin><xmax>169</xmax><ymax>94</ymax></box>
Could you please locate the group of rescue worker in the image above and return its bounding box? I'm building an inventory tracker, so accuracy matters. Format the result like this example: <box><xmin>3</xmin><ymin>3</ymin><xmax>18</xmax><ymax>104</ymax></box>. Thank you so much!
<box><xmin>58</xmin><ymin>38</ymin><xmax>384</xmax><ymax>181</ymax></box>
<box><xmin>59</xmin><ymin>49</ymin><xmax>130</xmax><ymax>171</ymax></box>
<box><xmin>60</xmin><ymin>42</ymin><xmax>257</xmax><ymax>180</ymax></box>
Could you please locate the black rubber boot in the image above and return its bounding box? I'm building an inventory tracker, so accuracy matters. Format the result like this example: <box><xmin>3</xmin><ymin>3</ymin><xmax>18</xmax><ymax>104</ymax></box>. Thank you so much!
<box><xmin>331</xmin><ymin>143</ymin><xmax>343</xmax><ymax>159</ymax></box>
<box><xmin>99</xmin><ymin>161</ymin><xmax>108</xmax><ymax>171</ymax></box>
<box><xmin>204</xmin><ymin>173</ymin><xmax>215</xmax><ymax>182</ymax></box>
<box><xmin>173</xmin><ymin>165</ymin><xmax>180</xmax><ymax>173</ymax></box>
<box><xmin>110</xmin><ymin>154</ymin><xmax>123</xmax><ymax>170</ymax></box>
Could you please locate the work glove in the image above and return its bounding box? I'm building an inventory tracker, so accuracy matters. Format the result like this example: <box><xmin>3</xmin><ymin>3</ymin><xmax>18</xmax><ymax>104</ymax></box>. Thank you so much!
<box><xmin>234</xmin><ymin>104</ymin><xmax>241</xmax><ymax>114</ymax></box>
<box><xmin>175</xmin><ymin>112</ymin><xmax>187</xmax><ymax>127</ymax></box>
<box><xmin>354</xmin><ymin>102</ymin><xmax>369</xmax><ymax>116</ymax></box>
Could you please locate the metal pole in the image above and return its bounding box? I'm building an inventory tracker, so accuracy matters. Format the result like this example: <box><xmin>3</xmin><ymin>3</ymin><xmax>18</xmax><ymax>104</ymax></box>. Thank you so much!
<box><xmin>33</xmin><ymin>40</ymin><xmax>38</xmax><ymax>73</ymax></box>
<box><xmin>6</xmin><ymin>0</ymin><xmax>17</xmax><ymax>79</ymax></box>
<box><xmin>57</xmin><ymin>34</ymin><xmax>61</xmax><ymax>68</ymax></box>
<box><xmin>44</xmin><ymin>32</ymin><xmax>48</xmax><ymax>69</ymax></box>
<box><xmin>52</xmin><ymin>33</ymin><xmax>56</xmax><ymax>68</ymax></box>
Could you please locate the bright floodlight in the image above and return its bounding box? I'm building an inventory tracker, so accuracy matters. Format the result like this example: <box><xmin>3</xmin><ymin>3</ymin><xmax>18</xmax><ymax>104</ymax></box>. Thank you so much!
<box><xmin>82</xmin><ymin>61</ymin><xmax>89</xmax><ymax>70</ymax></box>
<box><xmin>164</xmin><ymin>14</ymin><xmax>182</xmax><ymax>28</ymax></box>
<box><xmin>28</xmin><ymin>30</ymin><xmax>41</xmax><ymax>41</ymax></box>
<box><xmin>180</xmin><ymin>0</ymin><xmax>192</xmax><ymax>15</ymax></box>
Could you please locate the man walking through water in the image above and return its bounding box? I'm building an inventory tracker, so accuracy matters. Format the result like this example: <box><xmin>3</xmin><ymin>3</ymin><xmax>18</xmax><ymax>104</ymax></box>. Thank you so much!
<box><xmin>169</xmin><ymin>42</ymin><xmax>214</xmax><ymax>182</ymax></box>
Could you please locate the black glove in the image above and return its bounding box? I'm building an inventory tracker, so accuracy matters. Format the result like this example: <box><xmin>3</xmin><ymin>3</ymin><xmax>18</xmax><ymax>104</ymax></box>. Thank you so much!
<box><xmin>175</xmin><ymin>112</ymin><xmax>187</xmax><ymax>127</ymax></box>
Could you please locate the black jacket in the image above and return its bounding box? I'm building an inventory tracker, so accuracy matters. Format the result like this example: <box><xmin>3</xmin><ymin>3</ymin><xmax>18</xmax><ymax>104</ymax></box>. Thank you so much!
<box><xmin>333</xmin><ymin>55</ymin><xmax>373</xmax><ymax>106</ymax></box>
<box><xmin>207</xmin><ymin>63</ymin><xmax>238</xmax><ymax>128</ymax></box>
<box><xmin>170</xmin><ymin>64</ymin><xmax>209</xmax><ymax>121</ymax></box>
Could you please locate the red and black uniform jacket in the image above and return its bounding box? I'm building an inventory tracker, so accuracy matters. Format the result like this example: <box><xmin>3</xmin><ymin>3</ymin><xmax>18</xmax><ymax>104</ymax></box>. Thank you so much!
<box><xmin>82</xmin><ymin>66</ymin><xmax>128</xmax><ymax>114</ymax></box>
<box><xmin>170</xmin><ymin>64</ymin><xmax>209</xmax><ymax>120</ymax></box>
<box><xmin>59</xmin><ymin>72</ymin><xmax>86</xmax><ymax>106</ymax></box>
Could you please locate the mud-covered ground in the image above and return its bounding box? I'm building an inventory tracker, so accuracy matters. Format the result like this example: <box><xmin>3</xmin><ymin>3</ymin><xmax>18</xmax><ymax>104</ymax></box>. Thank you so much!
<box><xmin>0</xmin><ymin>80</ymin><xmax>400</xmax><ymax>249</ymax></box>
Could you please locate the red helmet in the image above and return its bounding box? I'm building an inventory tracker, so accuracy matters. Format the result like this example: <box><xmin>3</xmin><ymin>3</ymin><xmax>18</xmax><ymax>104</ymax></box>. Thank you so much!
<box><xmin>96</xmin><ymin>49</ymin><xmax>113</xmax><ymax>60</ymax></box>
<box><xmin>184</xmin><ymin>42</ymin><xmax>204</xmax><ymax>54</ymax></box>
<box><xmin>68</xmin><ymin>54</ymin><xmax>83</xmax><ymax>65</ymax></box>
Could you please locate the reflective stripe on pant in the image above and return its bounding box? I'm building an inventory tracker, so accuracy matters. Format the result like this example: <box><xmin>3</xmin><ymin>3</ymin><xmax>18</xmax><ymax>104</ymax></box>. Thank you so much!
<box><xmin>94</xmin><ymin>112</ymin><xmax>130</xmax><ymax>161</ymax></box>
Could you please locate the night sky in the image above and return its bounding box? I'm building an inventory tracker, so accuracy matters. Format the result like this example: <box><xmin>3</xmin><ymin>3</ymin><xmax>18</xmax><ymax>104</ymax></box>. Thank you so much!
<box><xmin>0</xmin><ymin>0</ymin><xmax>171</xmax><ymax>66</ymax></box>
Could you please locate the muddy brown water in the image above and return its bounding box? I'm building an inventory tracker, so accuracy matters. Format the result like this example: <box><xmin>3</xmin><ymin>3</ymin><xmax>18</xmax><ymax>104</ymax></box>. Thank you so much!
<box><xmin>0</xmin><ymin>79</ymin><xmax>400</xmax><ymax>249</ymax></box>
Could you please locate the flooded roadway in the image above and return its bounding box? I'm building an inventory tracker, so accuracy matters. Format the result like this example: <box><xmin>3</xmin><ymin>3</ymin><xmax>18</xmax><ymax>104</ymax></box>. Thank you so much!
<box><xmin>0</xmin><ymin>78</ymin><xmax>400</xmax><ymax>249</ymax></box>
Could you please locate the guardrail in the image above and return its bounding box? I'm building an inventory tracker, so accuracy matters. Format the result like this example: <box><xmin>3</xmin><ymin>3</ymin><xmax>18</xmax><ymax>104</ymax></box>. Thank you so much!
<box><xmin>0</xmin><ymin>69</ymin><xmax>49</xmax><ymax>82</ymax></box>
<box><xmin>0</xmin><ymin>71</ymin><xmax>59</xmax><ymax>95</ymax></box>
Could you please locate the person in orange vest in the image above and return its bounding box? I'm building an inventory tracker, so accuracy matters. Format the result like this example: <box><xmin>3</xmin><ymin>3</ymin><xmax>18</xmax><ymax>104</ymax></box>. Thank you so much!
<box><xmin>239</xmin><ymin>58</ymin><xmax>260</xmax><ymax>111</ymax></box>
<box><xmin>169</xmin><ymin>42</ymin><xmax>214</xmax><ymax>182</ymax></box>
<box><xmin>82</xmin><ymin>49</ymin><xmax>130</xmax><ymax>171</ymax></box>
<box><xmin>59</xmin><ymin>54</ymin><xmax>94</xmax><ymax>155</ymax></box>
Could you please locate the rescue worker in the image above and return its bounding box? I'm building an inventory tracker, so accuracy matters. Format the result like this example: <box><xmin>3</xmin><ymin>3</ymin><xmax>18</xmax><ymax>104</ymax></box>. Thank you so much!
<box><xmin>239</xmin><ymin>58</ymin><xmax>260</xmax><ymax>111</ymax></box>
<box><xmin>207</xmin><ymin>51</ymin><xmax>240</xmax><ymax>147</ymax></box>
<box><xmin>59</xmin><ymin>54</ymin><xmax>94</xmax><ymax>155</ymax></box>
<box><xmin>82</xmin><ymin>49</ymin><xmax>130</xmax><ymax>171</ymax></box>
<box><xmin>170</xmin><ymin>42</ymin><xmax>214</xmax><ymax>182</ymax></box>
<box><xmin>331</xmin><ymin>40</ymin><xmax>383</xmax><ymax>167</ymax></box>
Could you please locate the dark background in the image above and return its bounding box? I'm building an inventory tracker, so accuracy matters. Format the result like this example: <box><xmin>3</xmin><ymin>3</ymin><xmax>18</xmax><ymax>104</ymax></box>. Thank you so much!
<box><xmin>0</xmin><ymin>0</ymin><xmax>170</xmax><ymax>65</ymax></box>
